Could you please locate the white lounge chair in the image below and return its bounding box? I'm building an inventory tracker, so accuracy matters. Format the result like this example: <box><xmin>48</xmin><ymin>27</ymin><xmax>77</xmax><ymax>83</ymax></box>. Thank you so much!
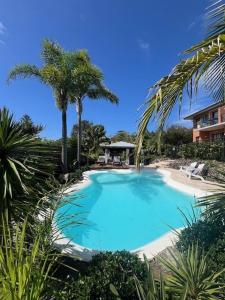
<box><xmin>113</xmin><ymin>156</ymin><xmax>122</xmax><ymax>166</ymax></box>
<box><xmin>186</xmin><ymin>163</ymin><xmax>205</xmax><ymax>181</ymax></box>
<box><xmin>97</xmin><ymin>156</ymin><xmax>105</xmax><ymax>165</ymax></box>
<box><xmin>180</xmin><ymin>162</ymin><xmax>198</xmax><ymax>173</ymax></box>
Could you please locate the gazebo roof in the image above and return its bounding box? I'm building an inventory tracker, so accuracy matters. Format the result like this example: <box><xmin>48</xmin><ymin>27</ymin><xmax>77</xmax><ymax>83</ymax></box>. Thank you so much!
<box><xmin>100</xmin><ymin>141</ymin><xmax>136</xmax><ymax>149</ymax></box>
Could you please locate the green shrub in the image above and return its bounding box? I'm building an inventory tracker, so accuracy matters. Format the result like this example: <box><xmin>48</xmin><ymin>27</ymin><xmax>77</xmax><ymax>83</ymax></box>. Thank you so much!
<box><xmin>50</xmin><ymin>277</ymin><xmax>92</xmax><ymax>300</ymax></box>
<box><xmin>52</xmin><ymin>251</ymin><xmax>146</xmax><ymax>300</ymax></box>
<box><xmin>207</xmin><ymin>234</ymin><xmax>225</xmax><ymax>275</ymax></box>
<box><xmin>177</xmin><ymin>217</ymin><xmax>225</xmax><ymax>252</ymax></box>
<box><xmin>177</xmin><ymin>217</ymin><xmax>225</xmax><ymax>282</ymax></box>
<box><xmin>86</xmin><ymin>251</ymin><xmax>147</xmax><ymax>300</ymax></box>
<box><xmin>155</xmin><ymin>141</ymin><xmax>225</xmax><ymax>162</ymax></box>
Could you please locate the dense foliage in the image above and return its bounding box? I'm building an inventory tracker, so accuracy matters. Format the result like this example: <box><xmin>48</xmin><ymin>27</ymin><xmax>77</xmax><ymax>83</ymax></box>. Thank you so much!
<box><xmin>71</xmin><ymin>120</ymin><xmax>109</xmax><ymax>165</ymax></box>
<box><xmin>3</xmin><ymin>1</ymin><xmax>225</xmax><ymax>298</ymax></box>
<box><xmin>111</xmin><ymin>130</ymin><xmax>136</xmax><ymax>143</ymax></box>
<box><xmin>164</xmin><ymin>142</ymin><xmax>225</xmax><ymax>161</ymax></box>
<box><xmin>51</xmin><ymin>251</ymin><xmax>147</xmax><ymax>300</ymax></box>
<box><xmin>19</xmin><ymin>114</ymin><xmax>44</xmax><ymax>136</ymax></box>
<box><xmin>0</xmin><ymin>107</ymin><xmax>59</xmax><ymax>224</ymax></box>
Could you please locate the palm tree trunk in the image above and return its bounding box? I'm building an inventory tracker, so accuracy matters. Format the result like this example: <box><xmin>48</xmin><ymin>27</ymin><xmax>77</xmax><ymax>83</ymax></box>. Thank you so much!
<box><xmin>76</xmin><ymin>99</ymin><xmax>82</xmax><ymax>168</ymax></box>
<box><xmin>61</xmin><ymin>107</ymin><xmax>68</xmax><ymax>174</ymax></box>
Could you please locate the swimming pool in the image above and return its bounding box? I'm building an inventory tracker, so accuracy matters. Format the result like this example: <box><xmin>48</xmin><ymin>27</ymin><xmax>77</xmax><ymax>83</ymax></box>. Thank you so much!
<box><xmin>56</xmin><ymin>169</ymin><xmax>198</xmax><ymax>251</ymax></box>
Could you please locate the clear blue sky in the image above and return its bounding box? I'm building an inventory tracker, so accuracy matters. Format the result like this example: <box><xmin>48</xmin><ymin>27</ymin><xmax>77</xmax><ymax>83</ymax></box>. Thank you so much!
<box><xmin>0</xmin><ymin>0</ymin><xmax>212</xmax><ymax>139</ymax></box>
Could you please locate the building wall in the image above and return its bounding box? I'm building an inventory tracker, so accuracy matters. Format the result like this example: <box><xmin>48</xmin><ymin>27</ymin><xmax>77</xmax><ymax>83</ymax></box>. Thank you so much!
<box><xmin>192</xmin><ymin>104</ymin><xmax>225</xmax><ymax>142</ymax></box>
<box><xmin>193</xmin><ymin>130</ymin><xmax>210</xmax><ymax>142</ymax></box>
<box><xmin>193</xmin><ymin>128</ymin><xmax>225</xmax><ymax>142</ymax></box>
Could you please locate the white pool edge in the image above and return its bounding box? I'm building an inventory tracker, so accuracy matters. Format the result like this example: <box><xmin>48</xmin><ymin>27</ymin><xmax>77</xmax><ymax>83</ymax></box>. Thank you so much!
<box><xmin>54</xmin><ymin>168</ymin><xmax>208</xmax><ymax>261</ymax></box>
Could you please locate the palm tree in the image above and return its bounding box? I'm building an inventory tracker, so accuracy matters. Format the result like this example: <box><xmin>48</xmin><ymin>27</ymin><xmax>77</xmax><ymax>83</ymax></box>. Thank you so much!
<box><xmin>136</xmin><ymin>1</ymin><xmax>225</xmax><ymax>167</ymax></box>
<box><xmin>69</xmin><ymin>53</ymin><xmax>118</xmax><ymax>167</ymax></box>
<box><xmin>8</xmin><ymin>39</ymin><xmax>83</xmax><ymax>173</ymax></box>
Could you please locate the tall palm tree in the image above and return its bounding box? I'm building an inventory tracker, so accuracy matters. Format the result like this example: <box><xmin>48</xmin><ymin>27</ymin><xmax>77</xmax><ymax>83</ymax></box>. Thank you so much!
<box><xmin>8</xmin><ymin>39</ymin><xmax>84</xmax><ymax>173</ymax></box>
<box><xmin>136</xmin><ymin>1</ymin><xmax>225</xmax><ymax>167</ymax></box>
<box><xmin>69</xmin><ymin>53</ymin><xmax>118</xmax><ymax>166</ymax></box>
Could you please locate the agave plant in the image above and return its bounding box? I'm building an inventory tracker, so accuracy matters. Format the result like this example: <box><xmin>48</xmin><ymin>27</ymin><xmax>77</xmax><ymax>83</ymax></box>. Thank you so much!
<box><xmin>0</xmin><ymin>107</ymin><xmax>58</xmax><ymax>224</ymax></box>
<box><xmin>160</xmin><ymin>245</ymin><xmax>225</xmax><ymax>300</ymax></box>
<box><xmin>136</xmin><ymin>1</ymin><xmax>225</xmax><ymax>167</ymax></box>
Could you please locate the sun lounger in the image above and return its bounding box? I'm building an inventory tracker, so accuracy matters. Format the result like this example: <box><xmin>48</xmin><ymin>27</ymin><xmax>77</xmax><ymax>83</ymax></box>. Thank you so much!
<box><xmin>97</xmin><ymin>156</ymin><xmax>105</xmax><ymax>165</ymax></box>
<box><xmin>186</xmin><ymin>163</ymin><xmax>205</xmax><ymax>181</ymax></box>
<box><xmin>180</xmin><ymin>162</ymin><xmax>198</xmax><ymax>172</ymax></box>
<box><xmin>113</xmin><ymin>156</ymin><xmax>122</xmax><ymax>166</ymax></box>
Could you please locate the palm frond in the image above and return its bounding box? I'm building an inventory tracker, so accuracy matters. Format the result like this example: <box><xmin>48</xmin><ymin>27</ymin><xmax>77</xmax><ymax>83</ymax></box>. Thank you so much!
<box><xmin>136</xmin><ymin>8</ymin><xmax>225</xmax><ymax>167</ymax></box>
<box><xmin>41</xmin><ymin>38</ymin><xmax>64</xmax><ymax>65</ymax></box>
<box><xmin>197</xmin><ymin>192</ymin><xmax>225</xmax><ymax>220</ymax></box>
<box><xmin>8</xmin><ymin>64</ymin><xmax>41</xmax><ymax>82</ymax></box>
<box><xmin>87</xmin><ymin>83</ymin><xmax>119</xmax><ymax>104</ymax></box>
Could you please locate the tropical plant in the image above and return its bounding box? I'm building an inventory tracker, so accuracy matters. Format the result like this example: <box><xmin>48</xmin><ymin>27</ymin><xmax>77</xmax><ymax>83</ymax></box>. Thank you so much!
<box><xmin>0</xmin><ymin>219</ymin><xmax>57</xmax><ymax>300</ymax></box>
<box><xmin>8</xmin><ymin>39</ymin><xmax>85</xmax><ymax>173</ymax></box>
<box><xmin>136</xmin><ymin>1</ymin><xmax>225</xmax><ymax>167</ymax></box>
<box><xmin>111</xmin><ymin>130</ymin><xmax>136</xmax><ymax>143</ymax></box>
<box><xmin>71</xmin><ymin>120</ymin><xmax>109</xmax><ymax>165</ymax></box>
<box><xmin>19</xmin><ymin>114</ymin><xmax>44</xmax><ymax>136</ymax></box>
<box><xmin>160</xmin><ymin>245</ymin><xmax>225</xmax><ymax>300</ymax></box>
<box><xmin>134</xmin><ymin>255</ymin><xmax>168</xmax><ymax>300</ymax></box>
<box><xmin>197</xmin><ymin>192</ymin><xmax>225</xmax><ymax>221</ymax></box>
<box><xmin>82</xmin><ymin>123</ymin><xmax>109</xmax><ymax>164</ymax></box>
<box><xmin>0</xmin><ymin>107</ymin><xmax>58</xmax><ymax>224</ymax></box>
<box><xmin>69</xmin><ymin>55</ymin><xmax>118</xmax><ymax>167</ymax></box>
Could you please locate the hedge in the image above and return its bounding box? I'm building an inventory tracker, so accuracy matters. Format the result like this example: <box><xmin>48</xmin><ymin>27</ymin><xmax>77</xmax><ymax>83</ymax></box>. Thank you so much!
<box><xmin>160</xmin><ymin>142</ymin><xmax>225</xmax><ymax>161</ymax></box>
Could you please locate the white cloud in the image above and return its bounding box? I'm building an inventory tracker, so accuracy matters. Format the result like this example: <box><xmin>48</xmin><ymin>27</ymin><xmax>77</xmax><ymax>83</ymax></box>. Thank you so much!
<box><xmin>0</xmin><ymin>22</ymin><xmax>6</xmax><ymax>35</ymax></box>
<box><xmin>138</xmin><ymin>39</ymin><xmax>150</xmax><ymax>51</ymax></box>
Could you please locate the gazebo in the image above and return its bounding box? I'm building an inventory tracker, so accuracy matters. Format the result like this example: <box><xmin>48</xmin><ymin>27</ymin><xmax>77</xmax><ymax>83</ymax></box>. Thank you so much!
<box><xmin>100</xmin><ymin>141</ymin><xmax>136</xmax><ymax>165</ymax></box>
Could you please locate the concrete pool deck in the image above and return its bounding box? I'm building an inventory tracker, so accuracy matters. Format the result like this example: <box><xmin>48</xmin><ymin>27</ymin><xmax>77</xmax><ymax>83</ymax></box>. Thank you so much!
<box><xmin>146</xmin><ymin>160</ymin><xmax>225</xmax><ymax>195</ymax></box>
<box><xmin>54</xmin><ymin>164</ymin><xmax>224</xmax><ymax>261</ymax></box>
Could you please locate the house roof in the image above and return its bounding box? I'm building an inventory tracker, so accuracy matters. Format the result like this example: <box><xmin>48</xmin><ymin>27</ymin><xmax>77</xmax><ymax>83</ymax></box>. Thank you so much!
<box><xmin>184</xmin><ymin>102</ymin><xmax>222</xmax><ymax>120</ymax></box>
<box><xmin>100</xmin><ymin>141</ymin><xmax>136</xmax><ymax>149</ymax></box>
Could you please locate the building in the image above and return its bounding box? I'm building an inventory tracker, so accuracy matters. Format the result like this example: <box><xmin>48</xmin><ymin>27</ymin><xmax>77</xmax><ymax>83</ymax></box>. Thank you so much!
<box><xmin>185</xmin><ymin>103</ymin><xmax>225</xmax><ymax>142</ymax></box>
<box><xmin>100</xmin><ymin>141</ymin><xmax>136</xmax><ymax>165</ymax></box>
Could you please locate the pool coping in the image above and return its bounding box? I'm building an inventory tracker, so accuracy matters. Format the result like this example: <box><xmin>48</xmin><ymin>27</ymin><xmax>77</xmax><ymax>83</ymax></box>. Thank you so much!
<box><xmin>54</xmin><ymin>168</ymin><xmax>209</xmax><ymax>261</ymax></box>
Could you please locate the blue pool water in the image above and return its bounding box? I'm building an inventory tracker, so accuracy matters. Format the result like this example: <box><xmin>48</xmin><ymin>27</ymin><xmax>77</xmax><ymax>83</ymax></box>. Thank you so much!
<box><xmin>56</xmin><ymin>170</ymin><xmax>197</xmax><ymax>251</ymax></box>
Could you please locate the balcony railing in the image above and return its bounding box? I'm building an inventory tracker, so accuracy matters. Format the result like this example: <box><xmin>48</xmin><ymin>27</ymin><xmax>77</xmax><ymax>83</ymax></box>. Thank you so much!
<box><xmin>196</xmin><ymin>118</ymin><xmax>218</xmax><ymax>128</ymax></box>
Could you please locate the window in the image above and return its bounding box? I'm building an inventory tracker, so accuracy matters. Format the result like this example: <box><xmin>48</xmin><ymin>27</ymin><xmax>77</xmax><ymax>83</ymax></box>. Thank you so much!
<box><xmin>200</xmin><ymin>114</ymin><xmax>209</xmax><ymax>127</ymax></box>
<box><xmin>211</xmin><ymin>132</ymin><xmax>224</xmax><ymax>142</ymax></box>
<box><xmin>211</xmin><ymin>111</ymin><xmax>218</xmax><ymax>124</ymax></box>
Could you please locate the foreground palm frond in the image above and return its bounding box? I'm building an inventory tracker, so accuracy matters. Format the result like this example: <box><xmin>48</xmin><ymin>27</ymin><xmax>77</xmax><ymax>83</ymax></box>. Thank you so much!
<box><xmin>197</xmin><ymin>192</ymin><xmax>225</xmax><ymax>220</ymax></box>
<box><xmin>136</xmin><ymin>2</ymin><xmax>225</xmax><ymax>167</ymax></box>
<box><xmin>160</xmin><ymin>245</ymin><xmax>225</xmax><ymax>300</ymax></box>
